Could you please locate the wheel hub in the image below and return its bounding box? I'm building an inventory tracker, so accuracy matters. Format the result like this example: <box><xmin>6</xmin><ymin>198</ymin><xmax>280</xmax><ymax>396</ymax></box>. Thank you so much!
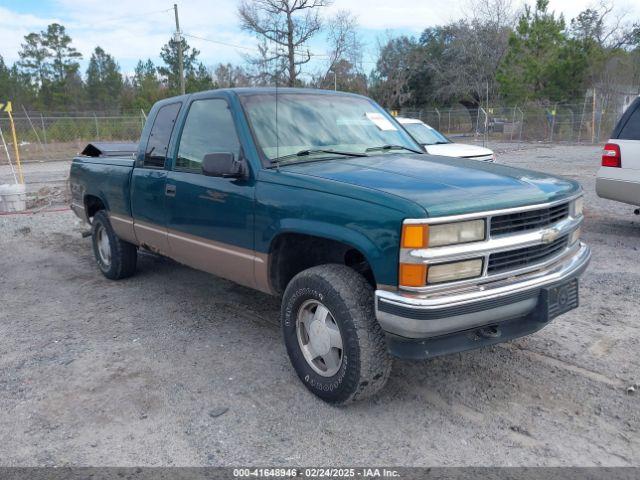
<box><xmin>308</xmin><ymin>320</ymin><xmax>331</xmax><ymax>356</ymax></box>
<box><xmin>96</xmin><ymin>224</ymin><xmax>111</xmax><ymax>267</ymax></box>
<box><xmin>296</xmin><ymin>299</ymin><xmax>343</xmax><ymax>377</ymax></box>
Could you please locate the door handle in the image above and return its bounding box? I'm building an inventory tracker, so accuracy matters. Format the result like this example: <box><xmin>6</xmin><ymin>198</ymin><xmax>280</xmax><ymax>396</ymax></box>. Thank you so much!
<box><xmin>165</xmin><ymin>184</ymin><xmax>176</xmax><ymax>197</ymax></box>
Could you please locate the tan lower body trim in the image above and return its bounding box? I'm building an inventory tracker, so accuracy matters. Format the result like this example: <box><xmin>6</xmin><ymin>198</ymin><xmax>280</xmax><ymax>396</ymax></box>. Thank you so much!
<box><xmin>107</xmin><ymin>213</ymin><xmax>274</xmax><ymax>294</ymax></box>
<box><xmin>134</xmin><ymin>220</ymin><xmax>171</xmax><ymax>255</ymax></box>
<box><xmin>109</xmin><ymin>214</ymin><xmax>138</xmax><ymax>245</ymax></box>
<box><xmin>167</xmin><ymin>229</ymin><xmax>269</xmax><ymax>292</ymax></box>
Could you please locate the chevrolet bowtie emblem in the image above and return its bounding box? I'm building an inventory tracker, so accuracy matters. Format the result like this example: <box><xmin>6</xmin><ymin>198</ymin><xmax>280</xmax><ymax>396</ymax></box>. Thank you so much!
<box><xmin>541</xmin><ymin>228</ymin><xmax>561</xmax><ymax>244</ymax></box>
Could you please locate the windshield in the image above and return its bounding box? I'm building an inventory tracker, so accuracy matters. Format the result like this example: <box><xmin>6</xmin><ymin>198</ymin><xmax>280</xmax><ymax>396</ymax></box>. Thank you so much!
<box><xmin>403</xmin><ymin>122</ymin><xmax>451</xmax><ymax>145</ymax></box>
<box><xmin>239</xmin><ymin>92</ymin><xmax>421</xmax><ymax>163</ymax></box>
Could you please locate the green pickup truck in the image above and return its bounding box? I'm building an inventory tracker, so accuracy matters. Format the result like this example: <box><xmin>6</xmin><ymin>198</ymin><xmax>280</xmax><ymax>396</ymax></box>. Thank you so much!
<box><xmin>70</xmin><ymin>88</ymin><xmax>590</xmax><ymax>404</ymax></box>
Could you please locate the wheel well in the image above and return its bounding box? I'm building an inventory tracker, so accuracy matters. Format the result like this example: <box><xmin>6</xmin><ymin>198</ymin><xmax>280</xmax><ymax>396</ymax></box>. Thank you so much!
<box><xmin>269</xmin><ymin>233</ymin><xmax>376</xmax><ymax>294</ymax></box>
<box><xmin>84</xmin><ymin>195</ymin><xmax>105</xmax><ymax>220</ymax></box>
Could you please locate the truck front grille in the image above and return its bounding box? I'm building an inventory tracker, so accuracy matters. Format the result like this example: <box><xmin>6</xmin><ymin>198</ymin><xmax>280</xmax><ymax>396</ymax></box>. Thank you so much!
<box><xmin>487</xmin><ymin>235</ymin><xmax>569</xmax><ymax>274</ymax></box>
<box><xmin>490</xmin><ymin>202</ymin><xmax>569</xmax><ymax>236</ymax></box>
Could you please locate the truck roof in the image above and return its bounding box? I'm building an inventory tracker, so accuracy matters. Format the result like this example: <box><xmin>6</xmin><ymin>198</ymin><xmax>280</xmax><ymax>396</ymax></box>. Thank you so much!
<box><xmin>153</xmin><ymin>87</ymin><xmax>367</xmax><ymax>106</ymax></box>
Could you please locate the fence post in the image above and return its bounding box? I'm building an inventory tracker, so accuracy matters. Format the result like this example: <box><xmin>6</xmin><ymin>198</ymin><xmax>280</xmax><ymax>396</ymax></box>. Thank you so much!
<box><xmin>94</xmin><ymin>113</ymin><xmax>100</xmax><ymax>139</ymax></box>
<box><xmin>447</xmin><ymin>110</ymin><xmax>451</xmax><ymax>134</ymax></box>
<box><xmin>434</xmin><ymin>108</ymin><xmax>441</xmax><ymax>131</ymax></box>
<box><xmin>591</xmin><ymin>88</ymin><xmax>596</xmax><ymax>144</ymax></box>
<box><xmin>40</xmin><ymin>113</ymin><xmax>48</xmax><ymax>146</ymax></box>
<box><xmin>21</xmin><ymin>104</ymin><xmax>49</xmax><ymax>161</ymax></box>
<box><xmin>517</xmin><ymin>107</ymin><xmax>524</xmax><ymax>143</ymax></box>
<box><xmin>568</xmin><ymin>109</ymin><xmax>574</xmax><ymax>142</ymax></box>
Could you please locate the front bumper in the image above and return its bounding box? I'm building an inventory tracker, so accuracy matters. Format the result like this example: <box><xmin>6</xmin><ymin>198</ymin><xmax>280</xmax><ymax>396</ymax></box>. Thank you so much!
<box><xmin>375</xmin><ymin>242</ymin><xmax>591</xmax><ymax>358</ymax></box>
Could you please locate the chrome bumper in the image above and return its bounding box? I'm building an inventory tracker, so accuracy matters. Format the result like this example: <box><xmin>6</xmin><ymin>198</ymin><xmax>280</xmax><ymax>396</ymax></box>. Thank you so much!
<box><xmin>375</xmin><ymin>242</ymin><xmax>591</xmax><ymax>339</ymax></box>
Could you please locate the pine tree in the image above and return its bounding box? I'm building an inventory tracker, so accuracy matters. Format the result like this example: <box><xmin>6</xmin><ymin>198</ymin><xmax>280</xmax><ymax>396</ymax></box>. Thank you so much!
<box><xmin>17</xmin><ymin>23</ymin><xmax>83</xmax><ymax>110</ymax></box>
<box><xmin>132</xmin><ymin>59</ymin><xmax>163</xmax><ymax>111</ymax></box>
<box><xmin>157</xmin><ymin>37</ymin><xmax>203</xmax><ymax>94</ymax></box>
<box><xmin>86</xmin><ymin>47</ymin><xmax>123</xmax><ymax>111</ymax></box>
<box><xmin>496</xmin><ymin>0</ymin><xmax>589</xmax><ymax>103</ymax></box>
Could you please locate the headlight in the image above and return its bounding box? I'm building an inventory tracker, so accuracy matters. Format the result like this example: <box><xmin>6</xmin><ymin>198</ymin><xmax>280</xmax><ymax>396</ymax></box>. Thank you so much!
<box><xmin>428</xmin><ymin>220</ymin><xmax>485</xmax><ymax>247</ymax></box>
<box><xmin>427</xmin><ymin>258</ymin><xmax>483</xmax><ymax>284</ymax></box>
<box><xmin>572</xmin><ymin>197</ymin><xmax>584</xmax><ymax>217</ymax></box>
<box><xmin>402</xmin><ymin>219</ymin><xmax>485</xmax><ymax>249</ymax></box>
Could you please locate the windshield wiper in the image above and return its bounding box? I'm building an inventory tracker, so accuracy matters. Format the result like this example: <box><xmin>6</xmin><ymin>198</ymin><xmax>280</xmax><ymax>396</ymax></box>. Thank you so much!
<box><xmin>365</xmin><ymin>144</ymin><xmax>423</xmax><ymax>154</ymax></box>
<box><xmin>272</xmin><ymin>148</ymin><xmax>368</xmax><ymax>164</ymax></box>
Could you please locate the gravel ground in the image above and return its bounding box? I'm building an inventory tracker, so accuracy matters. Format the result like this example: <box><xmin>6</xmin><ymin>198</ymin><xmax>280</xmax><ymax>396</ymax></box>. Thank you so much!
<box><xmin>0</xmin><ymin>143</ymin><xmax>638</xmax><ymax>467</ymax></box>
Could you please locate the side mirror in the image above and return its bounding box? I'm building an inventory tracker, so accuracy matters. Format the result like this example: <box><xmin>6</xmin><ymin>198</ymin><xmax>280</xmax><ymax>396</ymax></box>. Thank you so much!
<box><xmin>202</xmin><ymin>152</ymin><xmax>245</xmax><ymax>178</ymax></box>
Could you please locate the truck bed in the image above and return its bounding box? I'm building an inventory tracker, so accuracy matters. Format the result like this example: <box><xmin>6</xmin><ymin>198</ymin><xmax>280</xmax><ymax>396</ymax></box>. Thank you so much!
<box><xmin>70</xmin><ymin>150</ymin><xmax>135</xmax><ymax>221</ymax></box>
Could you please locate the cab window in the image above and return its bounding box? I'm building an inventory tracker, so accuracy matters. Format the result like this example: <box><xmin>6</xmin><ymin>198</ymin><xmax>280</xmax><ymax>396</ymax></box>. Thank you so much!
<box><xmin>144</xmin><ymin>102</ymin><xmax>181</xmax><ymax>168</ymax></box>
<box><xmin>176</xmin><ymin>98</ymin><xmax>241</xmax><ymax>172</ymax></box>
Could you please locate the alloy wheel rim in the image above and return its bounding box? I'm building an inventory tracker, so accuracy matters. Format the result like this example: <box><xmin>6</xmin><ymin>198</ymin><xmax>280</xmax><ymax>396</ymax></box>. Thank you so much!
<box><xmin>296</xmin><ymin>299</ymin><xmax>343</xmax><ymax>377</ymax></box>
<box><xmin>96</xmin><ymin>224</ymin><xmax>111</xmax><ymax>267</ymax></box>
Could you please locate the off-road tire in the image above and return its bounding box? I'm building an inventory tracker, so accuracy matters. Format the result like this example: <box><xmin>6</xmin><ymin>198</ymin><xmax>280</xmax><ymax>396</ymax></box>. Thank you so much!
<box><xmin>281</xmin><ymin>264</ymin><xmax>392</xmax><ymax>404</ymax></box>
<box><xmin>91</xmin><ymin>210</ymin><xmax>137</xmax><ymax>280</ymax></box>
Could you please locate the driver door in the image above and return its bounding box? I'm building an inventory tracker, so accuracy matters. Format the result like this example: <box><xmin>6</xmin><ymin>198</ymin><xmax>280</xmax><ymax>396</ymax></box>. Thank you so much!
<box><xmin>164</xmin><ymin>96</ymin><xmax>257</xmax><ymax>289</ymax></box>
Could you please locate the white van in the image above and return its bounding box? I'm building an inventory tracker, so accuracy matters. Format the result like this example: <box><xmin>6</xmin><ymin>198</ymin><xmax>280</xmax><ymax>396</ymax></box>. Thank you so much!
<box><xmin>596</xmin><ymin>97</ymin><xmax>640</xmax><ymax>208</ymax></box>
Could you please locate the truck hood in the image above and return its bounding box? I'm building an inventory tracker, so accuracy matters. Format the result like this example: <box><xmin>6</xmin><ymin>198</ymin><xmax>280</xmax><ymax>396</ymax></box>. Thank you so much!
<box><xmin>280</xmin><ymin>154</ymin><xmax>580</xmax><ymax>217</ymax></box>
<box><xmin>424</xmin><ymin>142</ymin><xmax>493</xmax><ymax>158</ymax></box>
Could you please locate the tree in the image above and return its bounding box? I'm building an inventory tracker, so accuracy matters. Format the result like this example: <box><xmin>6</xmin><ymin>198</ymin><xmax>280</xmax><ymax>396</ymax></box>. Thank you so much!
<box><xmin>212</xmin><ymin>63</ymin><xmax>251</xmax><ymax>88</ymax></box>
<box><xmin>157</xmin><ymin>37</ymin><xmax>207</xmax><ymax>94</ymax></box>
<box><xmin>425</xmin><ymin>0</ymin><xmax>515</xmax><ymax>109</ymax></box>
<box><xmin>17</xmin><ymin>23</ymin><xmax>82</xmax><ymax>109</ymax></box>
<box><xmin>17</xmin><ymin>32</ymin><xmax>49</xmax><ymax>87</ymax></box>
<box><xmin>0</xmin><ymin>56</ymin><xmax>36</xmax><ymax>107</ymax></box>
<box><xmin>369</xmin><ymin>36</ymin><xmax>423</xmax><ymax>108</ymax></box>
<box><xmin>238</xmin><ymin>0</ymin><xmax>331</xmax><ymax>86</ymax></box>
<box><xmin>320</xmin><ymin>10</ymin><xmax>365</xmax><ymax>92</ymax></box>
<box><xmin>86</xmin><ymin>47</ymin><xmax>123</xmax><ymax>110</ymax></box>
<box><xmin>496</xmin><ymin>0</ymin><xmax>589</xmax><ymax>104</ymax></box>
<box><xmin>370</xmin><ymin>0</ymin><xmax>514</xmax><ymax>112</ymax></box>
<box><xmin>42</xmin><ymin>23</ymin><xmax>82</xmax><ymax>82</ymax></box>
<box><xmin>132</xmin><ymin>59</ymin><xmax>163</xmax><ymax>111</ymax></box>
<box><xmin>244</xmin><ymin>39</ymin><xmax>287</xmax><ymax>86</ymax></box>
<box><xmin>570</xmin><ymin>1</ymin><xmax>640</xmax><ymax>50</ymax></box>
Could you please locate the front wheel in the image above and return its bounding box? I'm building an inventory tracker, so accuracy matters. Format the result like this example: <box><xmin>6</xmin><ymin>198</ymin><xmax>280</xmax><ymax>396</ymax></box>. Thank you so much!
<box><xmin>281</xmin><ymin>264</ymin><xmax>392</xmax><ymax>404</ymax></box>
<box><xmin>91</xmin><ymin>210</ymin><xmax>137</xmax><ymax>280</ymax></box>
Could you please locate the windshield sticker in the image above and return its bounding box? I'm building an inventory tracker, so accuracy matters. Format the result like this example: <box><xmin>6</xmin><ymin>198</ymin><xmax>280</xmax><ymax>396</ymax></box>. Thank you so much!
<box><xmin>365</xmin><ymin>112</ymin><xmax>397</xmax><ymax>131</ymax></box>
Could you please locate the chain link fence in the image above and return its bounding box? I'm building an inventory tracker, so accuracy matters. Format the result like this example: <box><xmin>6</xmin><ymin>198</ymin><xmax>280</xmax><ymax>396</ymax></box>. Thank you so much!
<box><xmin>0</xmin><ymin>111</ymin><xmax>146</xmax><ymax>163</ymax></box>
<box><xmin>399</xmin><ymin>102</ymin><xmax>624</xmax><ymax>144</ymax></box>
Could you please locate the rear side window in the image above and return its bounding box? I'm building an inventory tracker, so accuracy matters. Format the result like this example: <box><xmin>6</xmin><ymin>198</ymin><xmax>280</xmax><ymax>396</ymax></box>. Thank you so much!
<box><xmin>175</xmin><ymin>98</ymin><xmax>240</xmax><ymax>172</ymax></box>
<box><xmin>618</xmin><ymin>104</ymin><xmax>640</xmax><ymax>140</ymax></box>
<box><xmin>144</xmin><ymin>102</ymin><xmax>181</xmax><ymax>168</ymax></box>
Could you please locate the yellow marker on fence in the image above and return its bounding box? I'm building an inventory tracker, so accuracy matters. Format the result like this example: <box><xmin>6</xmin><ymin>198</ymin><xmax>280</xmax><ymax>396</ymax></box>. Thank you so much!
<box><xmin>1</xmin><ymin>101</ymin><xmax>24</xmax><ymax>184</ymax></box>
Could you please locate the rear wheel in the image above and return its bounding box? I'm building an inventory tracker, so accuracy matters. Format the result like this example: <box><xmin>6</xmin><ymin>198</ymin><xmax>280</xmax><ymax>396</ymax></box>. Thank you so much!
<box><xmin>91</xmin><ymin>210</ymin><xmax>137</xmax><ymax>280</ymax></box>
<box><xmin>281</xmin><ymin>264</ymin><xmax>392</xmax><ymax>404</ymax></box>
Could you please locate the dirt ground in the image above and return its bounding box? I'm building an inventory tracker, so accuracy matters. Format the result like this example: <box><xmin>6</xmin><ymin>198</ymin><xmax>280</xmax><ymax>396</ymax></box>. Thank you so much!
<box><xmin>0</xmin><ymin>142</ymin><xmax>638</xmax><ymax>467</ymax></box>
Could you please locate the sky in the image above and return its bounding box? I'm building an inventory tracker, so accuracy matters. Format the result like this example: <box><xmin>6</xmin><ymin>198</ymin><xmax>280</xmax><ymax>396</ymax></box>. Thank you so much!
<box><xmin>1</xmin><ymin>0</ymin><xmax>638</xmax><ymax>78</ymax></box>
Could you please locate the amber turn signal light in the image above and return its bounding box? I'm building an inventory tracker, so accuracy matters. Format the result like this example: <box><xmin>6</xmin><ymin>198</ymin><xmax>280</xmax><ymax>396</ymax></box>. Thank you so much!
<box><xmin>399</xmin><ymin>263</ymin><xmax>427</xmax><ymax>287</ymax></box>
<box><xmin>401</xmin><ymin>224</ymin><xmax>429</xmax><ymax>249</ymax></box>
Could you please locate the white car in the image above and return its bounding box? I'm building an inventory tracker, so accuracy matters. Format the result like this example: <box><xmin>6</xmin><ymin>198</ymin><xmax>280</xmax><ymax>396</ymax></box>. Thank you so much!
<box><xmin>596</xmin><ymin>97</ymin><xmax>640</xmax><ymax>209</ymax></box>
<box><xmin>397</xmin><ymin>117</ymin><xmax>495</xmax><ymax>162</ymax></box>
